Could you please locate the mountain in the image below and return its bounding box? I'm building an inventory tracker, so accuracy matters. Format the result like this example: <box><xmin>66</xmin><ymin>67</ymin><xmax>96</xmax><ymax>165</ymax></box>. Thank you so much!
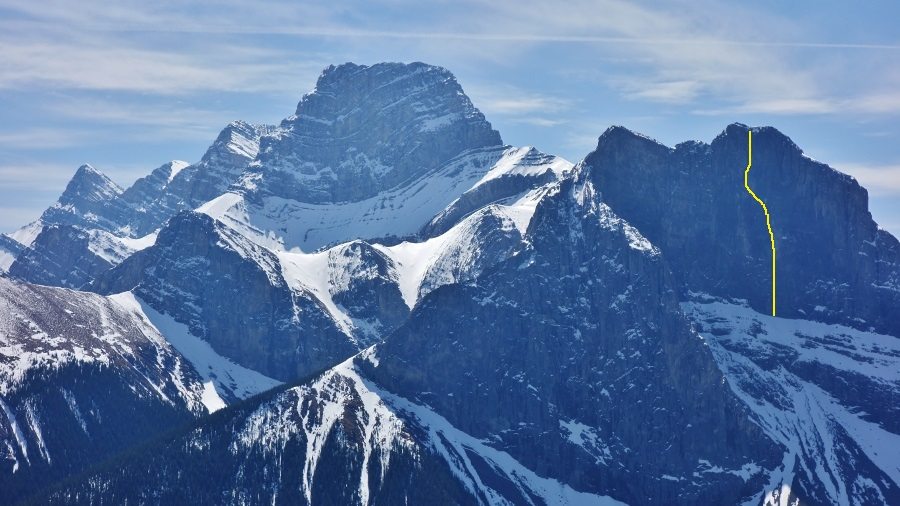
<box><xmin>45</xmin><ymin>120</ymin><xmax>900</xmax><ymax>505</ymax></box>
<box><xmin>1</xmin><ymin>61</ymin><xmax>898</xmax><ymax>505</ymax></box>
<box><xmin>5</xmin><ymin>62</ymin><xmax>530</xmax><ymax>285</ymax></box>
<box><xmin>88</xmin><ymin>145</ymin><xmax>567</xmax><ymax>382</ymax></box>
<box><xmin>586</xmin><ymin>124</ymin><xmax>900</xmax><ymax>336</ymax></box>
<box><xmin>35</xmin><ymin>164</ymin><xmax>130</xmax><ymax>233</ymax></box>
<box><xmin>3</xmin><ymin>164</ymin><xmax>147</xmax><ymax>284</ymax></box>
<box><xmin>8</xmin><ymin>225</ymin><xmax>155</xmax><ymax>288</ymax></box>
<box><xmin>362</xmin><ymin>168</ymin><xmax>784</xmax><ymax>505</ymax></box>
<box><xmin>0</xmin><ymin>276</ymin><xmax>279</xmax><ymax>503</ymax></box>
<box><xmin>200</xmin><ymin>62</ymin><xmax>513</xmax><ymax>251</ymax></box>
<box><xmin>250</xmin><ymin>62</ymin><xmax>502</xmax><ymax>204</ymax></box>
<box><xmin>36</xmin><ymin>166</ymin><xmax>775</xmax><ymax>505</ymax></box>
<box><xmin>6</xmin><ymin>121</ymin><xmax>272</xmax><ymax>289</ymax></box>
<box><xmin>84</xmin><ymin>62</ymin><xmax>570</xmax><ymax>383</ymax></box>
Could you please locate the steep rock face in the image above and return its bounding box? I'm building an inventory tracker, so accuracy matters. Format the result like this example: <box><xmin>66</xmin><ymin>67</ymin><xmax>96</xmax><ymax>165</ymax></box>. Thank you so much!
<box><xmin>92</xmin><ymin>212</ymin><xmax>357</xmax><ymax>381</ymax></box>
<box><xmin>181</xmin><ymin>120</ymin><xmax>274</xmax><ymax>204</ymax></box>
<box><xmin>365</xmin><ymin>171</ymin><xmax>781</xmax><ymax>505</ymax></box>
<box><xmin>123</xmin><ymin>161</ymin><xmax>189</xmax><ymax>197</ymax></box>
<box><xmin>0</xmin><ymin>278</ymin><xmax>213</xmax><ymax>503</ymax></box>
<box><xmin>586</xmin><ymin>123</ymin><xmax>900</xmax><ymax>336</ymax></box>
<box><xmin>195</xmin><ymin>63</ymin><xmax>526</xmax><ymax>252</ymax></box>
<box><xmin>324</xmin><ymin>241</ymin><xmax>409</xmax><ymax>344</ymax></box>
<box><xmin>8</xmin><ymin>225</ymin><xmax>114</xmax><ymax>288</ymax></box>
<box><xmin>118</xmin><ymin>160</ymin><xmax>190</xmax><ymax>228</ymax></box>
<box><xmin>36</xmin><ymin>164</ymin><xmax>130</xmax><ymax>233</ymax></box>
<box><xmin>8</xmin><ymin>224</ymin><xmax>156</xmax><ymax>289</ymax></box>
<box><xmin>247</xmin><ymin>62</ymin><xmax>502</xmax><ymax>204</ymax></box>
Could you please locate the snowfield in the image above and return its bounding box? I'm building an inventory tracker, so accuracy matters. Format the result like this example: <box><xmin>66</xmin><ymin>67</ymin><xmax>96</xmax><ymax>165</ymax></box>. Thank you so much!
<box><xmin>684</xmin><ymin>297</ymin><xmax>900</xmax><ymax>506</ymax></box>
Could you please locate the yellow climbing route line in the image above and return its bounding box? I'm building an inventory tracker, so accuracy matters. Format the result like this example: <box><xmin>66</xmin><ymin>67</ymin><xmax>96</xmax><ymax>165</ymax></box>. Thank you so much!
<box><xmin>743</xmin><ymin>130</ymin><xmax>776</xmax><ymax>316</ymax></box>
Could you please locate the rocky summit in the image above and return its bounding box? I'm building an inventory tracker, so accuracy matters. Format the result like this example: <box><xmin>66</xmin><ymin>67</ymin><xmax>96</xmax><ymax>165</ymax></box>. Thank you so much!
<box><xmin>1</xmin><ymin>62</ymin><xmax>898</xmax><ymax>506</ymax></box>
<box><xmin>586</xmin><ymin>123</ymin><xmax>900</xmax><ymax>336</ymax></box>
<box><xmin>247</xmin><ymin>62</ymin><xmax>503</xmax><ymax>203</ymax></box>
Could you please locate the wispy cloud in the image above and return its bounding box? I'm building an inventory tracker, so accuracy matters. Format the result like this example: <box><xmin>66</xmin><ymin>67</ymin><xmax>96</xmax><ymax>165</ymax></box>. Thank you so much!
<box><xmin>47</xmin><ymin>96</ymin><xmax>232</xmax><ymax>141</ymax></box>
<box><xmin>0</xmin><ymin>0</ymin><xmax>328</xmax><ymax>96</ymax></box>
<box><xmin>693</xmin><ymin>93</ymin><xmax>900</xmax><ymax>116</ymax></box>
<box><xmin>477</xmin><ymin>95</ymin><xmax>571</xmax><ymax>115</ymax></box>
<box><xmin>0</xmin><ymin>38</ymin><xmax>320</xmax><ymax>95</ymax></box>
<box><xmin>7</xmin><ymin>0</ymin><xmax>894</xmax><ymax>51</ymax></box>
<box><xmin>510</xmin><ymin>117</ymin><xmax>566</xmax><ymax>127</ymax></box>
<box><xmin>452</xmin><ymin>0</ymin><xmax>900</xmax><ymax>123</ymax></box>
<box><xmin>692</xmin><ymin>98</ymin><xmax>838</xmax><ymax>116</ymax></box>
<box><xmin>0</xmin><ymin>128</ymin><xmax>94</xmax><ymax>149</ymax></box>
<box><xmin>0</xmin><ymin>206</ymin><xmax>49</xmax><ymax>232</ymax></box>
<box><xmin>622</xmin><ymin>80</ymin><xmax>702</xmax><ymax>104</ymax></box>
<box><xmin>1</xmin><ymin>0</ymin><xmax>897</xmax><ymax>117</ymax></box>
<box><xmin>851</xmin><ymin>93</ymin><xmax>900</xmax><ymax>114</ymax></box>
<box><xmin>837</xmin><ymin>163</ymin><xmax>900</xmax><ymax>196</ymax></box>
<box><xmin>0</xmin><ymin>163</ymin><xmax>76</xmax><ymax>188</ymax></box>
<box><xmin>468</xmin><ymin>86</ymin><xmax>572</xmax><ymax>128</ymax></box>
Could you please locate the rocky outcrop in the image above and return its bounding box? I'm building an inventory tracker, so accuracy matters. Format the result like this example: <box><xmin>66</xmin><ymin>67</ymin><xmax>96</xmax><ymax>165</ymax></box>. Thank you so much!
<box><xmin>182</xmin><ymin>121</ymin><xmax>274</xmax><ymax>204</ymax></box>
<box><xmin>125</xmin><ymin>121</ymin><xmax>273</xmax><ymax>236</ymax></box>
<box><xmin>92</xmin><ymin>212</ymin><xmax>357</xmax><ymax>381</ymax></box>
<box><xmin>8</xmin><ymin>224</ymin><xmax>113</xmax><ymax>288</ymax></box>
<box><xmin>36</xmin><ymin>164</ymin><xmax>130</xmax><ymax>233</ymax></box>
<box><xmin>244</xmin><ymin>62</ymin><xmax>503</xmax><ymax>204</ymax></box>
<box><xmin>421</xmin><ymin>146</ymin><xmax>568</xmax><ymax>237</ymax></box>
<box><xmin>417</xmin><ymin>206</ymin><xmax>524</xmax><ymax>300</ymax></box>
<box><xmin>326</xmin><ymin>241</ymin><xmax>408</xmax><ymax>344</ymax></box>
<box><xmin>118</xmin><ymin>160</ymin><xmax>189</xmax><ymax>231</ymax></box>
<box><xmin>586</xmin><ymin>123</ymin><xmax>900</xmax><ymax>336</ymax></box>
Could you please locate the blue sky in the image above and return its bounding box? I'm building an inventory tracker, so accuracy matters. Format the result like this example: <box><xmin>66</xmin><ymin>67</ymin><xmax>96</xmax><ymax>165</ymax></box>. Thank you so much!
<box><xmin>1</xmin><ymin>0</ymin><xmax>899</xmax><ymax>235</ymax></box>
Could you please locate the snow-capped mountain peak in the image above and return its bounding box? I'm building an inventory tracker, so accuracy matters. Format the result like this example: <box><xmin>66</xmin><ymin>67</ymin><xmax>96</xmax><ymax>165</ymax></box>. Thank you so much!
<box><xmin>164</xmin><ymin>160</ymin><xmax>190</xmax><ymax>183</ymax></box>
<box><xmin>245</xmin><ymin>61</ymin><xmax>503</xmax><ymax>205</ymax></box>
<box><xmin>56</xmin><ymin>164</ymin><xmax>123</xmax><ymax>209</ymax></box>
<box><xmin>203</xmin><ymin>120</ymin><xmax>274</xmax><ymax>165</ymax></box>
